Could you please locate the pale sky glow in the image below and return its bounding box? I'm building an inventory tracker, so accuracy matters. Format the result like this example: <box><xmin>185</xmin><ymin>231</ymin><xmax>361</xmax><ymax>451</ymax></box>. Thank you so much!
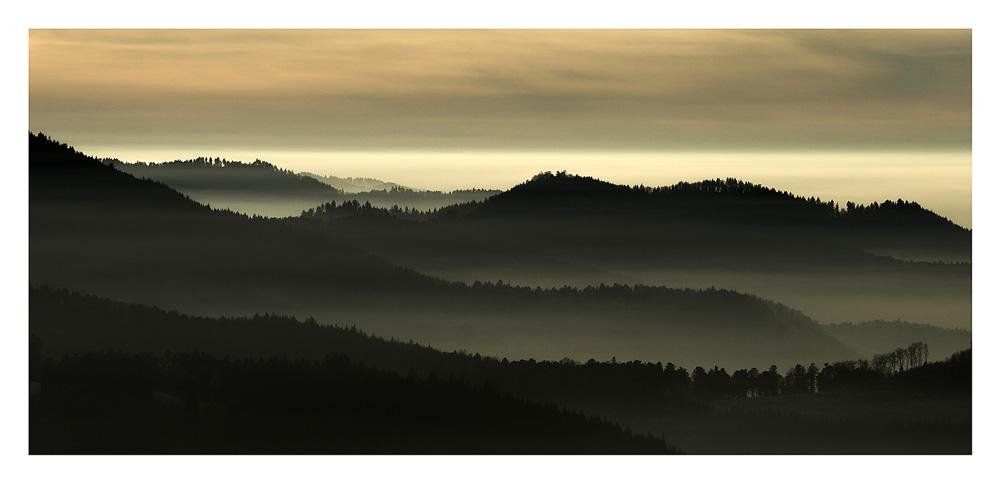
<box><xmin>80</xmin><ymin>144</ymin><xmax>971</xmax><ymax>228</ymax></box>
<box><xmin>28</xmin><ymin>29</ymin><xmax>972</xmax><ymax>226</ymax></box>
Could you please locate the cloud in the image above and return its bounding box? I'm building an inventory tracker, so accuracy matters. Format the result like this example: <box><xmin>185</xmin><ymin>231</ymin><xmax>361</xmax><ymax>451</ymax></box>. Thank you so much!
<box><xmin>29</xmin><ymin>29</ymin><xmax>971</xmax><ymax>151</ymax></box>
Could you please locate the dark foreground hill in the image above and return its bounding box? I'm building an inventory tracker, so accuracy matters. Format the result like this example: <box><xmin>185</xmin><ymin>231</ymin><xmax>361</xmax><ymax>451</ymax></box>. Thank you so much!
<box><xmin>30</xmin><ymin>287</ymin><xmax>969</xmax><ymax>454</ymax></box>
<box><xmin>32</xmin><ymin>350</ymin><xmax>676</xmax><ymax>454</ymax></box>
<box><xmin>294</xmin><ymin>171</ymin><xmax>971</xmax><ymax>330</ymax></box>
<box><xmin>29</xmin><ymin>133</ymin><xmax>863</xmax><ymax>369</ymax></box>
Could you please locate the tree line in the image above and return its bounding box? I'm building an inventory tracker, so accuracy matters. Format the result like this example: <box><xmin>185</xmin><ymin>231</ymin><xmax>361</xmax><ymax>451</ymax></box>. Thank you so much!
<box><xmin>300</xmin><ymin>199</ymin><xmax>431</xmax><ymax>220</ymax></box>
<box><xmin>109</xmin><ymin>156</ymin><xmax>302</xmax><ymax>176</ymax></box>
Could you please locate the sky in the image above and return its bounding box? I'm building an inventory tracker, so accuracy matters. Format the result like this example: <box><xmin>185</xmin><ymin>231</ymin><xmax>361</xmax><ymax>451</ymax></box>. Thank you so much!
<box><xmin>28</xmin><ymin>29</ymin><xmax>972</xmax><ymax>226</ymax></box>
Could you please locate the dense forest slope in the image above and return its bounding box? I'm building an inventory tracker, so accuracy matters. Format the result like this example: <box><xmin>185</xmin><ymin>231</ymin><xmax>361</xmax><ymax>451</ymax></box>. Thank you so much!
<box><xmin>29</xmin><ymin>133</ymin><xmax>861</xmax><ymax>369</ymax></box>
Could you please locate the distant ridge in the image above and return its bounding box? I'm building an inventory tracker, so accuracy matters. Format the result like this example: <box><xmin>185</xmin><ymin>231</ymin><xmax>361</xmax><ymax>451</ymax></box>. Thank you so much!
<box><xmin>457</xmin><ymin>171</ymin><xmax>970</xmax><ymax>266</ymax></box>
<box><xmin>109</xmin><ymin>157</ymin><xmax>341</xmax><ymax>197</ymax></box>
<box><xmin>301</xmin><ymin>171</ymin><xmax>406</xmax><ymax>193</ymax></box>
<box><xmin>474</xmin><ymin>171</ymin><xmax>966</xmax><ymax>232</ymax></box>
<box><xmin>104</xmin><ymin>152</ymin><xmax>499</xmax><ymax>217</ymax></box>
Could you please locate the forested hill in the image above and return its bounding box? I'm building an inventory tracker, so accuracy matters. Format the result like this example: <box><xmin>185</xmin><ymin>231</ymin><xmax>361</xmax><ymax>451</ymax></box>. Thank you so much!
<box><xmin>474</xmin><ymin>171</ymin><xmax>966</xmax><ymax>233</ymax></box>
<box><xmin>109</xmin><ymin>156</ymin><xmax>342</xmax><ymax>198</ymax></box>
<box><xmin>104</xmin><ymin>154</ymin><xmax>344</xmax><ymax>217</ymax></box>
<box><xmin>459</xmin><ymin>171</ymin><xmax>970</xmax><ymax>265</ymax></box>
<box><xmin>106</xmin><ymin>151</ymin><xmax>500</xmax><ymax>217</ymax></box>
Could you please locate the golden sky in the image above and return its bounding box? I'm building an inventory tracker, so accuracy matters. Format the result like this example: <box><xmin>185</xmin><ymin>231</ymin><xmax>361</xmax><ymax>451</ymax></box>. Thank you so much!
<box><xmin>30</xmin><ymin>29</ymin><xmax>970</xmax><ymax>152</ymax></box>
<box><xmin>27</xmin><ymin>29</ymin><xmax>973</xmax><ymax>227</ymax></box>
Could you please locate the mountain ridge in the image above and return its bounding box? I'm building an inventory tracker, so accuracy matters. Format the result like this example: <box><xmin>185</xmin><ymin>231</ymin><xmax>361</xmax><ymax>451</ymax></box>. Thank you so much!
<box><xmin>471</xmin><ymin>171</ymin><xmax>967</xmax><ymax>233</ymax></box>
